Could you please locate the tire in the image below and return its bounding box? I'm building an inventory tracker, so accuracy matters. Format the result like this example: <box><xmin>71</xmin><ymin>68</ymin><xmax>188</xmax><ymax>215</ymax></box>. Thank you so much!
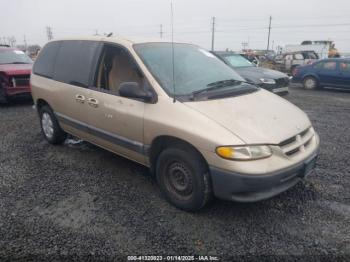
<box><xmin>0</xmin><ymin>84</ymin><xmax>8</xmax><ymax>104</ymax></box>
<box><xmin>39</xmin><ymin>105</ymin><xmax>67</xmax><ymax>144</ymax></box>
<box><xmin>303</xmin><ymin>76</ymin><xmax>318</xmax><ymax>90</ymax></box>
<box><xmin>156</xmin><ymin>146</ymin><xmax>212</xmax><ymax>211</ymax></box>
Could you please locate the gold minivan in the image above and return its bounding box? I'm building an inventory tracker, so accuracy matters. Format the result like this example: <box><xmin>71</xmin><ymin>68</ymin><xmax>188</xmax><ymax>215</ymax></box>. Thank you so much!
<box><xmin>31</xmin><ymin>36</ymin><xmax>319</xmax><ymax>211</ymax></box>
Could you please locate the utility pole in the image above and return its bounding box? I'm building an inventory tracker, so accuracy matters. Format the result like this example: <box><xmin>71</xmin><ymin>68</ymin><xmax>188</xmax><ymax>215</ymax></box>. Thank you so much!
<box><xmin>159</xmin><ymin>24</ymin><xmax>163</xmax><ymax>38</ymax></box>
<box><xmin>46</xmin><ymin>26</ymin><xmax>53</xmax><ymax>41</ymax></box>
<box><xmin>23</xmin><ymin>35</ymin><xmax>27</xmax><ymax>51</ymax></box>
<box><xmin>241</xmin><ymin>41</ymin><xmax>248</xmax><ymax>51</ymax></box>
<box><xmin>211</xmin><ymin>16</ymin><xmax>216</xmax><ymax>51</ymax></box>
<box><xmin>267</xmin><ymin>16</ymin><xmax>272</xmax><ymax>51</ymax></box>
<box><xmin>94</xmin><ymin>29</ymin><xmax>98</xmax><ymax>36</ymax></box>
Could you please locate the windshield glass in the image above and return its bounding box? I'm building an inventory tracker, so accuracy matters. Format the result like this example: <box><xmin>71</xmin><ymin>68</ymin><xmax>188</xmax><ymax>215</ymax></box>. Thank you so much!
<box><xmin>133</xmin><ymin>43</ymin><xmax>247</xmax><ymax>96</ymax></box>
<box><xmin>221</xmin><ymin>54</ymin><xmax>254</xmax><ymax>68</ymax></box>
<box><xmin>0</xmin><ymin>49</ymin><xmax>33</xmax><ymax>64</ymax></box>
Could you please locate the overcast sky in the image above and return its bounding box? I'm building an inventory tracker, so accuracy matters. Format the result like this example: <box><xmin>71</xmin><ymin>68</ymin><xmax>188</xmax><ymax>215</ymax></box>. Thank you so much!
<box><xmin>1</xmin><ymin>0</ymin><xmax>350</xmax><ymax>52</ymax></box>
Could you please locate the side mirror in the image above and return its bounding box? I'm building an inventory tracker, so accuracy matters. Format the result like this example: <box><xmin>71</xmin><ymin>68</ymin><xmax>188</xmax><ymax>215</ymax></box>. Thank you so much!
<box><xmin>119</xmin><ymin>82</ymin><xmax>153</xmax><ymax>102</ymax></box>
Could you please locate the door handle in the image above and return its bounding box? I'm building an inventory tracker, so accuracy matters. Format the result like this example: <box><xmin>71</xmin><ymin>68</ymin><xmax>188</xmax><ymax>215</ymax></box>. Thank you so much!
<box><xmin>75</xmin><ymin>94</ymin><xmax>85</xmax><ymax>103</ymax></box>
<box><xmin>88</xmin><ymin>98</ymin><xmax>99</xmax><ymax>108</ymax></box>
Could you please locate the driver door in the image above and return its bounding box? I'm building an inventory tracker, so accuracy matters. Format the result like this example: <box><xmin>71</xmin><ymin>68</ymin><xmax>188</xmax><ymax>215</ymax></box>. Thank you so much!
<box><xmin>86</xmin><ymin>44</ymin><xmax>147</xmax><ymax>164</ymax></box>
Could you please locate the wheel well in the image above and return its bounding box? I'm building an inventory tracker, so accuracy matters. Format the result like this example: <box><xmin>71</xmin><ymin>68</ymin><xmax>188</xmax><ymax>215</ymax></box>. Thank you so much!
<box><xmin>148</xmin><ymin>136</ymin><xmax>208</xmax><ymax>175</ymax></box>
<box><xmin>303</xmin><ymin>75</ymin><xmax>318</xmax><ymax>82</ymax></box>
<box><xmin>36</xmin><ymin>99</ymin><xmax>49</xmax><ymax>111</ymax></box>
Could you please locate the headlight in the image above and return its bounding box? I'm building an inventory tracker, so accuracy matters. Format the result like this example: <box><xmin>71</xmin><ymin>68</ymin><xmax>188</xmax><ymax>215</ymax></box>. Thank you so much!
<box><xmin>260</xmin><ymin>78</ymin><xmax>276</xmax><ymax>84</ymax></box>
<box><xmin>216</xmin><ymin>145</ymin><xmax>272</xmax><ymax>160</ymax></box>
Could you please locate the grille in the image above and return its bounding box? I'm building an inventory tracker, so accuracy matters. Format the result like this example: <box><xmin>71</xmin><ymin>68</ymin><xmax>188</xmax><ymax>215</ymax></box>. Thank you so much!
<box><xmin>275</xmin><ymin>77</ymin><xmax>289</xmax><ymax>88</ymax></box>
<box><xmin>279</xmin><ymin>127</ymin><xmax>314</xmax><ymax>157</ymax></box>
<box><xmin>11</xmin><ymin>75</ymin><xmax>30</xmax><ymax>87</ymax></box>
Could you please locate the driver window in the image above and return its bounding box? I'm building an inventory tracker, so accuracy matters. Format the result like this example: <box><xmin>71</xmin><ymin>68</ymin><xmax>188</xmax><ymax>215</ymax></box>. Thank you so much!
<box><xmin>95</xmin><ymin>45</ymin><xmax>143</xmax><ymax>95</ymax></box>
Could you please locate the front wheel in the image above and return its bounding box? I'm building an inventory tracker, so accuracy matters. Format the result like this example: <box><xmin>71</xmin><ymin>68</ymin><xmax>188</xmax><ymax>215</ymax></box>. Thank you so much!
<box><xmin>0</xmin><ymin>85</ymin><xmax>8</xmax><ymax>104</ymax></box>
<box><xmin>156</xmin><ymin>146</ymin><xmax>212</xmax><ymax>211</ymax></box>
<box><xmin>303</xmin><ymin>76</ymin><xmax>318</xmax><ymax>90</ymax></box>
<box><xmin>39</xmin><ymin>105</ymin><xmax>67</xmax><ymax>144</ymax></box>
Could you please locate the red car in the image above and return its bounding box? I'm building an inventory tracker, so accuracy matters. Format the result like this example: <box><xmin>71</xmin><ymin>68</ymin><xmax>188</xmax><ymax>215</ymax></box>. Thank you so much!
<box><xmin>0</xmin><ymin>45</ymin><xmax>33</xmax><ymax>103</ymax></box>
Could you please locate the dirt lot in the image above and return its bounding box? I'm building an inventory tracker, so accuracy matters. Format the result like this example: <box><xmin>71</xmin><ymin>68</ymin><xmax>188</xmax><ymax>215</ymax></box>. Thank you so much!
<box><xmin>0</xmin><ymin>85</ymin><xmax>349</xmax><ymax>261</ymax></box>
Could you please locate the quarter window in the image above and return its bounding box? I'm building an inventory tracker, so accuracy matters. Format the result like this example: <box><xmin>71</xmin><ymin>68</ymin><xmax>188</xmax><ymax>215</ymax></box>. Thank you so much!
<box><xmin>340</xmin><ymin>62</ymin><xmax>350</xmax><ymax>72</ymax></box>
<box><xmin>33</xmin><ymin>41</ymin><xmax>61</xmax><ymax>78</ymax></box>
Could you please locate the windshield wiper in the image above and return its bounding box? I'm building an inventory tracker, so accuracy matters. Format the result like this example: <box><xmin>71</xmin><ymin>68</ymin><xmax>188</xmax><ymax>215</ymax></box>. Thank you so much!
<box><xmin>11</xmin><ymin>62</ymin><xmax>31</xmax><ymax>64</ymax></box>
<box><xmin>191</xmin><ymin>79</ymin><xmax>245</xmax><ymax>98</ymax></box>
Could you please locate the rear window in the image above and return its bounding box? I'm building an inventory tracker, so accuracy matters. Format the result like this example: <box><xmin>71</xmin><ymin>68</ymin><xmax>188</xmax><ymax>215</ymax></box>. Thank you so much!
<box><xmin>33</xmin><ymin>41</ymin><xmax>61</xmax><ymax>78</ymax></box>
<box><xmin>53</xmin><ymin>40</ymin><xmax>99</xmax><ymax>87</ymax></box>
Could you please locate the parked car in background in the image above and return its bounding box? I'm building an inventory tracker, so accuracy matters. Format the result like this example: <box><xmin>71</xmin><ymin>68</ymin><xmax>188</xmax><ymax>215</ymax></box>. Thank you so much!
<box><xmin>273</xmin><ymin>51</ymin><xmax>319</xmax><ymax>75</ymax></box>
<box><xmin>0</xmin><ymin>45</ymin><xmax>33</xmax><ymax>103</ymax></box>
<box><xmin>31</xmin><ymin>37</ymin><xmax>319</xmax><ymax>211</ymax></box>
<box><xmin>213</xmin><ymin>51</ymin><xmax>290</xmax><ymax>95</ymax></box>
<box><xmin>293</xmin><ymin>58</ymin><xmax>350</xmax><ymax>90</ymax></box>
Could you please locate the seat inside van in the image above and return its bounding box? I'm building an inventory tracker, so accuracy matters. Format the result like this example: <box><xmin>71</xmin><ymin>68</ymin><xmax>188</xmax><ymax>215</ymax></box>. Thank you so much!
<box><xmin>96</xmin><ymin>46</ymin><xmax>142</xmax><ymax>93</ymax></box>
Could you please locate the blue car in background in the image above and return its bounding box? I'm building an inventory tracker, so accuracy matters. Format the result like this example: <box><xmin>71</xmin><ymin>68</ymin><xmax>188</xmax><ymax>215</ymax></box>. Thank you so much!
<box><xmin>293</xmin><ymin>58</ymin><xmax>350</xmax><ymax>90</ymax></box>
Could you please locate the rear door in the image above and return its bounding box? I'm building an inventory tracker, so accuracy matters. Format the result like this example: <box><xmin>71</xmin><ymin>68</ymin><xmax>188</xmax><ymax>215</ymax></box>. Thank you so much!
<box><xmin>338</xmin><ymin>61</ymin><xmax>350</xmax><ymax>88</ymax></box>
<box><xmin>50</xmin><ymin>40</ymin><xmax>100</xmax><ymax>140</ymax></box>
<box><xmin>314</xmin><ymin>61</ymin><xmax>339</xmax><ymax>86</ymax></box>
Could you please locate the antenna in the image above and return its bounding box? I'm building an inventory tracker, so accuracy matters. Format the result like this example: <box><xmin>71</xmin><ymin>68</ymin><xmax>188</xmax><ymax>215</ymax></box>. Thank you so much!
<box><xmin>171</xmin><ymin>1</ymin><xmax>176</xmax><ymax>103</ymax></box>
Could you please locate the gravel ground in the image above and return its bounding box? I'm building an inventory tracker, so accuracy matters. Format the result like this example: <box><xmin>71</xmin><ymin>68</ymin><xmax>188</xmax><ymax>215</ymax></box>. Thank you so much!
<box><xmin>0</xmin><ymin>85</ymin><xmax>349</xmax><ymax>262</ymax></box>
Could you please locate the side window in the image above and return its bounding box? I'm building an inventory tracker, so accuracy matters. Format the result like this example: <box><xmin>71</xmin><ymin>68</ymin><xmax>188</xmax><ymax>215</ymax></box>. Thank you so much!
<box><xmin>314</xmin><ymin>61</ymin><xmax>337</xmax><ymax>70</ymax></box>
<box><xmin>294</xmin><ymin>53</ymin><xmax>304</xmax><ymax>60</ymax></box>
<box><xmin>340</xmin><ymin>62</ymin><xmax>350</xmax><ymax>72</ymax></box>
<box><xmin>94</xmin><ymin>45</ymin><xmax>143</xmax><ymax>95</ymax></box>
<box><xmin>314</xmin><ymin>62</ymin><xmax>324</xmax><ymax>69</ymax></box>
<box><xmin>323</xmin><ymin>61</ymin><xmax>337</xmax><ymax>70</ymax></box>
<box><xmin>33</xmin><ymin>41</ymin><xmax>61</xmax><ymax>78</ymax></box>
<box><xmin>285</xmin><ymin>55</ymin><xmax>293</xmax><ymax>60</ymax></box>
<box><xmin>53</xmin><ymin>40</ymin><xmax>99</xmax><ymax>87</ymax></box>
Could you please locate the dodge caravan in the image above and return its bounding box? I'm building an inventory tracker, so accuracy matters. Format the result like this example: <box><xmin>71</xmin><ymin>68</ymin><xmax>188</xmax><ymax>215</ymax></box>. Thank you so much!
<box><xmin>31</xmin><ymin>37</ymin><xmax>319</xmax><ymax>211</ymax></box>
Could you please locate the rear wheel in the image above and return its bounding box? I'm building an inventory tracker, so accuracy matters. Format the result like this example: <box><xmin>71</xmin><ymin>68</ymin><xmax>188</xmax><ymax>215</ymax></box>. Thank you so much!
<box><xmin>39</xmin><ymin>105</ymin><xmax>67</xmax><ymax>144</ymax></box>
<box><xmin>156</xmin><ymin>146</ymin><xmax>212</xmax><ymax>211</ymax></box>
<box><xmin>303</xmin><ymin>76</ymin><xmax>318</xmax><ymax>90</ymax></box>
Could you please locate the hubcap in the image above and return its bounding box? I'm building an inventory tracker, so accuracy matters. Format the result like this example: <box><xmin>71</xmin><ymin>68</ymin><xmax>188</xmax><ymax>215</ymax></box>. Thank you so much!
<box><xmin>305</xmin><ymin>78</ymin><xmax>316</xmax><ymax>89</ymax></box>
<box><xmin>41</xmin><ymin>112</ymin><xmax>54</xmax><ymax>139</ymax></box>
<box><xmin>166</xmin><ymin>162</ymin><xmax>193</xmax><ymax>198</ymax></box>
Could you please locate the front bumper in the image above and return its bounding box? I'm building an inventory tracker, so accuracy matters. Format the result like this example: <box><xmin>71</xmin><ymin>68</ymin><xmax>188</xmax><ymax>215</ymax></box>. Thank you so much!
<box><xmin>5</xmin><ymin>86</ymin><xmax>31</xmax><ymax>97</ymax></box>
<box><xmin>260</xmin><ymin>77</ymin><xmax>290</xmax><ymax>95</ymax></box>
<box><xmin>209</xmin><ymin>151</ymin><xmax>318</xmax><ymax>202</ymax></box>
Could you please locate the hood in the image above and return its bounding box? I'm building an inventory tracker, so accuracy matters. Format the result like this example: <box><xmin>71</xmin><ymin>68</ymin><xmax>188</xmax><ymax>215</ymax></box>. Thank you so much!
<box><xmin>234</xmin><ymin>66</ymin><xmax>288</xmax><ymax>84</ymax></box>
<box><xmin>0</xmin><ymin>64</ymin><xmax>32</xmax><ymax>75</ymax></box>
<box><xmin>184</xmin><ymin>89</ymin><xmax>311</xmax><ymax>144</ymax></box>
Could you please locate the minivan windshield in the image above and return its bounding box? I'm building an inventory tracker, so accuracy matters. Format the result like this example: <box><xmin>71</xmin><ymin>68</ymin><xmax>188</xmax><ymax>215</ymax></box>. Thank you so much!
<box><xmin>221</xmin><ymin>54</ymin><xmax>254</xmax><ymax>68</ymax></box>
<box><xmin>0</xmin><ymin>49</ymin><xmax>33</xmax><ymax>64</ymax></box>
<box><xmin>134</xmin><ymin>43</ymin><xmax>256</xmax><ymax>97</ymax></box>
